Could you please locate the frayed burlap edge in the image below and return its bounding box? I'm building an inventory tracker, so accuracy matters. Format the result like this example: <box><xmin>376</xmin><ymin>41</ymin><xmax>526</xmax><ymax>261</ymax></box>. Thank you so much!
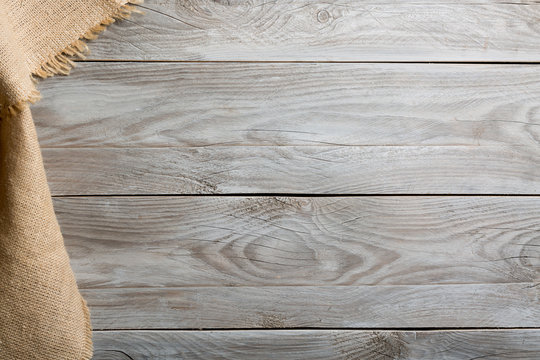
<box><xmin>0</xmin><ymin>1</ymin><xmax>143</xmax><ymax>359</ymax></box>
<box><xmin>33</xmin><ymin>0</ymin><xmax>143</xmax><ymax>79</ymax></box>
<box><xmin>0</xmin><ymin>0</ymin><xmax>143</xmax><ymax>121</ymax></box>
<box><xmin>80</xmin><ymin>296</ymin><xmax>93</xmax><ymax>360</ymax></box>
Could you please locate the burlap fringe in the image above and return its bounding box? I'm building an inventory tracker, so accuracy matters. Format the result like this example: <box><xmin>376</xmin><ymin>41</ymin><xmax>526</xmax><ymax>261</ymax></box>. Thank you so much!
<box><xmin>34</xmin><ymin>0</ymin><xmax>143</xmax><ymax>78</ymax></box>
<box><xmin>0</xmin><ymin>0</ymin><xmax>142</xmax><ymax>121</ymax></box>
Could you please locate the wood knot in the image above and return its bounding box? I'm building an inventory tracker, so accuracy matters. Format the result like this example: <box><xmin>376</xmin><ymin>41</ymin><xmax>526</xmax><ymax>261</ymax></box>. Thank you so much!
<box><xmin>257</xmin><ymin>313</ymin><xmax>287</xmax><ymax>328</ymax></box>
<box><xmin>317</xmin><ymin>9</ymin><xmax>330</xmax><ymax>23</ymax></box>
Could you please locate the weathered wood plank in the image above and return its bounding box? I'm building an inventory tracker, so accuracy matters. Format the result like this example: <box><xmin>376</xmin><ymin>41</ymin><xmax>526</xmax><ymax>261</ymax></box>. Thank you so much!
<box><xmin>92</xmin><ymin>329</ymin><xmax>540</xmax><ymax>360</ymax></box>
<box><xmin>44</xmin><ymin>145</ymin><xmax>540</xmax><ymax>195</ymax></box>
<box><xmin>34</xmin><ymin>62</ymin><xmax>540</xmax><ymax>148</ymax></box>
<box><xmin>57</xmin><ymin>196</ymin><xmax>540</xmax><ymax>288</ymax></box>
<box><xmin>85</xmin><ymin>0</ymin><xmax>540</xmax><ymax>62</ymax></box>
<box><xmin>83</xmin><ymin>283</ymin><xmax>539</xmax><ymax>329</ymax></box>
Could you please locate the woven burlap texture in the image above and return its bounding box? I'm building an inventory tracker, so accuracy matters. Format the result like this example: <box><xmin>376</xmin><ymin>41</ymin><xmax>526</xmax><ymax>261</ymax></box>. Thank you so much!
<box><xmin>0</xmin><ymin>1</ymin><xmax>140</xmax><ymax>359</ymax></box>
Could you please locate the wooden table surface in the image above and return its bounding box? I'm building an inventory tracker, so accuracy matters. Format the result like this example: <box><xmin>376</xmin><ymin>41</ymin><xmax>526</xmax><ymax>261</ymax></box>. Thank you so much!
<box><xmin>34</xmin><ymin>1</ymin><xmax>539</xmax><ymax>358</ymax></box>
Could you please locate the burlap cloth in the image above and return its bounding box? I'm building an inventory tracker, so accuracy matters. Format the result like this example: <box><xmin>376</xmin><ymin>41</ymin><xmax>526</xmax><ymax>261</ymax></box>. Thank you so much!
<box><xmin>0</xmin><ymin>1</ymin><xmax>141</xmax><ymax>358</ymax></box>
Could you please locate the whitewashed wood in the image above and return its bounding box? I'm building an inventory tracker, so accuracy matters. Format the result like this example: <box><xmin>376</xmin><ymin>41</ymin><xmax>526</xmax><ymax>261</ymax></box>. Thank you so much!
<box><xmin>43</xmin><ymin>145</ymin><xmax>540</xmax><ymax>195</ymax></box>
<box><xmin>34</xmin><ymin>62</ymin><xmax>540</xmax><ymax>148</ymax></box>
<box><xmin>85</xmin><ymin>0</ymin><xmax>540</xmax><ymax>61</ymax></box>
<box><xmin>92</xmin><ymin>329</ymin><xmax>540</xmax><ymax>360</ymax></box>
<box><xmin>57</xmin><ymin>196</ymin><xmax>540</xmax><ymax>288</ymax></box>
<box><xmin>83</xmin><ymin>284</ymin><xmax>539</xmax><ymax>329</ymax></box>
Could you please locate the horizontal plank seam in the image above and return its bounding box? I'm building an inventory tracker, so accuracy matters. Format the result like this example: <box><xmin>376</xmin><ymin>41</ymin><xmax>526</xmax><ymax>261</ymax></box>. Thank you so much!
<box><xmin>91</xmin><ymin>327</ymin><xmax>540</xmax><ymax>332</ymax></box>
<box><xmin>75</xmin><ymin>60</ymin><xmax>540</xmax><ymax>65</ymax></box>
<box><xmin>80</xmin><ymin>284</ymin><xmax>540</xmax><ymax>291</ymax></box>
<box><xmin>80</xmin><ymin>283</ymin><xmax>540</xmax><ymax>291</ymax></box>
<box><xmin>40</xmin><ymin>145</ymin><xmax>534</xmax><ymax>149</ymax></box>
<box><xmin>53</xmin><ymin>193</ymin><xmax>540</xmax><ymax>198</ymax></box>
<box><xmin>40</xmin><ymin>145</ymin><xmax>502</xmax><ymax>149</ymax></box>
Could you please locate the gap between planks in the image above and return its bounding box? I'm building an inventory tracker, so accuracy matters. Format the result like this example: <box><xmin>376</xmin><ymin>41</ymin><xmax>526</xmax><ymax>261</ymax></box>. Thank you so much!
<box><xmin>75</xmin><ymin>60</ymin><xmax>540</xmax><ymax>64</ymax></box>
<box><xmin>52</xmin><ymin>193</ymin><xmax>540</xmax><ymax>197</ymax></box>
<box><xmin>92</xmin><ymin>327</ymin><xmax>540</xmax><ymax>332</ymax></box>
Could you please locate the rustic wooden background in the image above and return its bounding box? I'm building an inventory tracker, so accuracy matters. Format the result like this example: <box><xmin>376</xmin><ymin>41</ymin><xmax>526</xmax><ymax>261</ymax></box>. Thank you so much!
<box><xmin>33</xmin><ymin>0</ymin><xmax>540</xmax><ymax>358</ymax></box>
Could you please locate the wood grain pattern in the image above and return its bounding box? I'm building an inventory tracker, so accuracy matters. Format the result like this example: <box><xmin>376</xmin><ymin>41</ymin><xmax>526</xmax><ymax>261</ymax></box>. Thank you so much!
<box><xmin>57</xmin><ymin>196</ymin><xmax>540</xmax><ymax>288</ymax></box>
<box><xmin>83</xmin><ymin>283</ymin><xmax>539</xmax><ymax>329</ymax></box>
<box><xmin>33</xmin><ymin>0</ymin><xmax>540</xmax><ymax>346</ymax></box>
<box><xmin>44</xmin><ymin>145</ymin><xmax>540</xmax><ymax>195</ymax></box>
<box><xmin>34</xmin><ymin>62</ymin><xmax>540</xmax><ymax>148</ymax></box>
<box><xmin>84</xmin><ymin>0</ymin><xmax>540</xmax><ymax>62</ymax></box>
<box><xmin>92</xmin><ymin>329</ymin><xmax>540</xmax><ymax>360</ymax></box>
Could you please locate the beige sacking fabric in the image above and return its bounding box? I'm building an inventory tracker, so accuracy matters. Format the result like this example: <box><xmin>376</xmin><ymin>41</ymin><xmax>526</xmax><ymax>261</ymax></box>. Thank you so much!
<box><xmin>0</xmin><ymin>1</ymin><xmax>140</xmax><ymax>358</ymax></box>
